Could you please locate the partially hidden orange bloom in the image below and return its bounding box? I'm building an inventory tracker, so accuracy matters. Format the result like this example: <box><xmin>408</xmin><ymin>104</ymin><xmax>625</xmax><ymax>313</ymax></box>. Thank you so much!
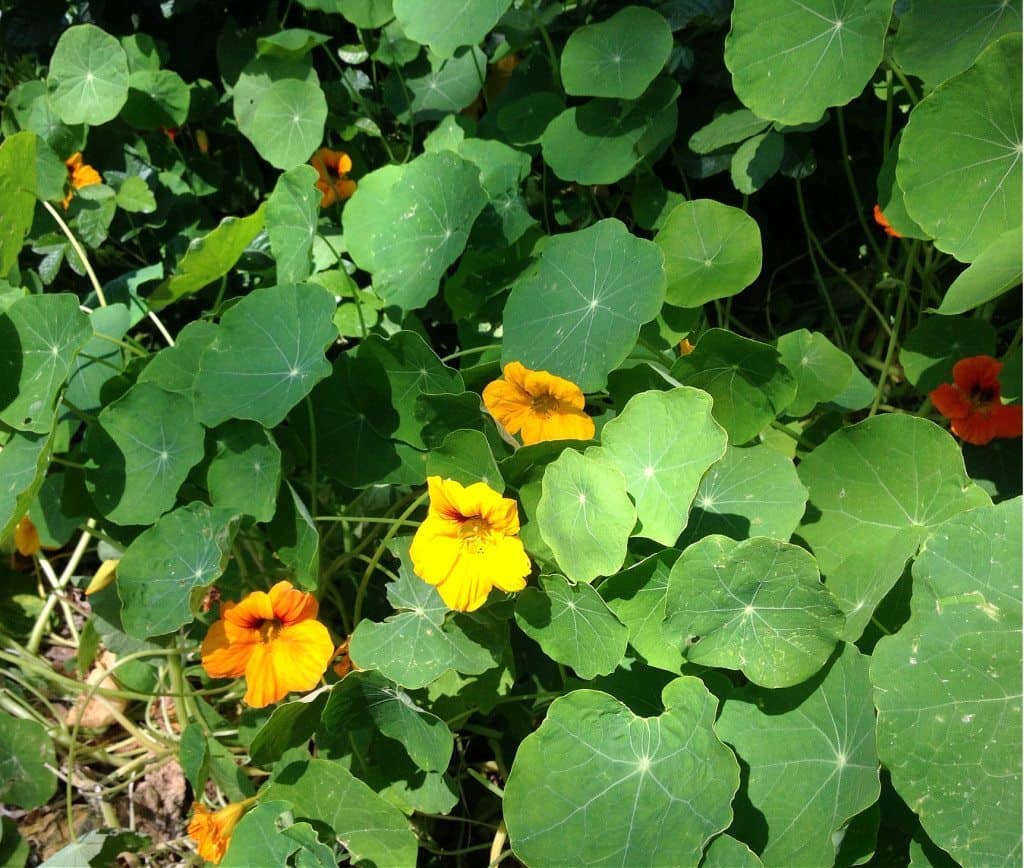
<box><xmin>409</xmin><ymin>477</ymin><xmax>531</xmax><ymax>612</ymax></box>
<box><xmin>310</xmin><ymin>147</ymin><xmax>356</xmax><ymax>207</ymax></box>
<box><xmin>929</xmin><ymin>355</ymin><xmax>1022</xmax><ymax>446</ymax></box>
<box><xmin>62</xmin><ymin>152</ymin><xmax>101</xmax><ymax>209</ymax></box>
<box><xmin>873</xmin><ymin>204</ymin><xmax>902</xmax><ymax>238</ymax></box>
<box><xmin>188</xmin><ymin>798</ymin><xmax>255</xmax><ymax>864</ymax></box>
<box><xmin>332</xmin><ymin>637</ymin><xmax>353</xmax><ymax>678</ymax></box>
<box><xmin>679</xmin><ymin>338</ymin><xmax>695</xmax><ymax>355</ymax></box>
<box><xmin>13</xmin><ymin>516</ymin><xmax>41</xmax><ymax>556</ymax></box>
<box><xmin>200</xmin><ymin>580</ymin><xmax>334</xmax><ymax>708</ymax></box>
<box><xmin>482</xmin><ymin>361</ymin><xmax>595</xmax><ymax>445</ymax></box>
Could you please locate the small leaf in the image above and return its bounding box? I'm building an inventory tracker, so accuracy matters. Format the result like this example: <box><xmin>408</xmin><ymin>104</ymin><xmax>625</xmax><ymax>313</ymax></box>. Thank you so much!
<box><xmin>689</xmin><ymin>108</ymin><xmax>770</xmax><ymax>154</ymax></box>
<box><xmin>0</xmin><ymin>713</ymin><xmax>57</xmax><ymax>809</ymax></box>
<box><xmin>266</xmin><ymin>165</ymin><xmax>320</xmax><ymax>284</ymax></box>
<box><xmin>205</xmin><ymin>420</ymin><xmax>282</xmax><ymax>522</ymax></box>
<box><xmin>515</xmin><ymin>574</ymin><xmax>629</xmax><ymax>679</ymax></box>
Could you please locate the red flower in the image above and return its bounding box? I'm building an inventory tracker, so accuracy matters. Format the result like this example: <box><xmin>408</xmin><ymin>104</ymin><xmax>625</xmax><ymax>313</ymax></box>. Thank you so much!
<box><xmin>929</xmin><ymin>355</ymin><xmax>1022</xmax><ymax>446</ymax></box>
<box><xmin>873</xmin><ymin>204</ymin><xmax>902</xmax><ymax>238</ymax></box>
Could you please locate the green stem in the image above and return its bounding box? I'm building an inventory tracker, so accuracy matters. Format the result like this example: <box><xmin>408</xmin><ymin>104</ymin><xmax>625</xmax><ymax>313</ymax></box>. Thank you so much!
<box><xmin>316</xmin><ymin>515</ymin><xmax>420</xmax><ymax>526</ymax></box>
<box><xmin>794</xmin><ymin>180</ymin><xmax>845</xmax><ymax>346</ymax></box>
<box><xmin>305</xmin><ymin>397</ymin><xmax>319</xmax><ymax>520</ymax></box>
<box><xmin>869</xmin><ymin>243</ymin><xmax>916</xmax><ymax>416</ymax></box>
<box><xmin>836</xmin><ymin>108</ymin><xmax>885</xmax><ymax>265</ymax></box>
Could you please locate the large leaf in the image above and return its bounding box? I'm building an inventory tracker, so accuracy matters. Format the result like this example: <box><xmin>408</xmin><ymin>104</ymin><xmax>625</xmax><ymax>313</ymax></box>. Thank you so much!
<box><xmin>936</xmin><ymin>226</ymin><xmax>1023</xmax><ymax>314</ymax></box>
<box><xmin>665</xmin><ymin>535</ymin><xmax>845</xmax><ymax>687</ymax></box>
<box><xmin>344</xmin><ymin>152</ymin><xmax>487</xmax><ymax>310</ymax></box>
<box><xmin>680</xmin><ymin>443</ymin><xmax>808</xmax><ymax>546</ymax></box>
<box><xmin>85</xmin><ymin>383</ymin><xmax>206</xmax><ymax>526</ymax></box>
<box><xmin>560</xmin><ymin>6</ymin><xmax>673</xmax><ymax>99</ymax></box>
<box><xmin>514</xmin><ymin>574</ymin><xmax>629</xmax><ymax>679</ymax></box>
<box><xmin>671</xmin><ymin>328</ymin><xmax>797</xmax><ymax>444</ymax></box>
<box><xmin>47</xmin><ymin>24</ymin><xmax>130</xmax><ymax>125</ymax></box>
<box><xmin>148</xmin><ymin>206</ymin><xmax>266</xmax><ymax>311</ymax></box>
<box><xmin>589</xmin><ymin>387</ymin><xmax>727</xmax><ymax>545</ymax></box>
<box><xmin>717</xmin><ymin>644</ymin><xmax>880</xmax><ymax>866</ymax></box>
<box><xmin>393</xmin><ymin>0</ymin><xmax>511</xmax><ymax>57</ymax></box>
<box><xmin>0</xmin><ymin>713</ymin><xmax>57</xmax><ymax>809</ymax></box>
<box><xmin>263</xmin><ymin>758</ymin><xmax>418</xmax><ymax>867</ymax></box>
<box><xmin>322</xmin><ymin>670</ymin><xmax>453</xmax><ymax>771</ymax></box>
<box><xmin>0</xmin><ymin>132</ymin><xmax>37</xmax><ymax>276</ymax></box>
<box><xmin>502</xmin><ymin>219</ymin><xmax>665</xmax><ymax>392</ymax></box>
<box><xmin>537</xmin><ymin>449</ymin><xmax>636</xmax><ymax>583</ymax></box>
<box><xmin>797</xmin><ymin>415</ymin><xmax>991</xmax><ymax>639</ymax></box>
<box><xmin>655</xmin><ymin>199</ymin><xmax>763</xmax><ymax>308</ymax></box>
<box><xmin>117</xmin><ymin>502</ymin><xmax>237</xmax><ymax>638</ymax></box>
<box><xmin>892</xmin><ymin>0</ymin><xmax>1022</xmax><ymax>89</ymax></box>
<box><xmin>724</xmin><ymin>0</ymin><xmax>894</xmax><ymax>125</ymax></box>
<box><xmin>0</xmin><ymin>293</ymin><xmax>92</xmax><ymax>433</ymax></box>
<box><xmin>897</xmin><ymin>34</ymin><xmax>1022</xmax><ymax>262</ymax></box>
<box><xmin>504</xmin><ymin>678</ymin><xmax>739</xmax><ymax>867</ymax></box>
<box><xmin>266</xmin><ymin>164</ymin><xmax>320</xmax><ymax>284</ymax></box>
<box><xmin>194</xmin><ymin>283</ymin><xmax>336</xmax><ymax>428</ymax></box>
<box><xmin>541</xmin><ymin>78</ymin><xmax>679</xmax><ymax>185</ymax></box>
<box><xmin>870</xmin><ymin>499</ymin><xmax>1022</xmax><ymax>867</ymax></box>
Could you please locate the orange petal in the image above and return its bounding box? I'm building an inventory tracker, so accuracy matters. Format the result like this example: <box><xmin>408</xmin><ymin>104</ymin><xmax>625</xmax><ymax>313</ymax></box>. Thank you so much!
<box><xmin>951</xmin><ymin>413</ymin><xmax>998</xmax><ymax>446</ymax></box>
<box><xmin>991</xmin><ymin>403</ymin><xmax>1023</xmax><ymax>439</ymax></box>
<box><xmin>200</xmin><ymin>619</ymin><xmax>256</xmax><ymax>679</ymax></box>
<box><xmin>223</xmin><ymin>589</ymin><xmax>275</xmax><ymax>629</ymax></box>
<box><xmin>952</xmin><ymin>355</ymin><xmax>1002</xmax><ymax>394</ymax></box>
<box><xmin>268</xmin><ymin>580</ymin><xmax>318</xmax><ymax>625</ymax></box>
<box><xmin>929</xmin><ymin>383</ymin><xmax>971</xmax><ymax>421</ymax></box>
<box><xmin>242</xmin><ymin>621</ymin><xmax>334</xmax><ymax>707</ymax></box>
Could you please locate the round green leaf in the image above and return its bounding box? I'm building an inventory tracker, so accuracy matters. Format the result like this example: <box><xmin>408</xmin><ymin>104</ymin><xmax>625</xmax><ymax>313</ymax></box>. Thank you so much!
<box><xmin>893</xmin><ymin>0</ymin><xmax>1022</xmax><ymax>89</ymax></box>
<box><xmin>897</xmin><ymin>34</ymin><xmax>1022</xmax><ymax>262</ymax></box>
<box><xmin>724</xmin><ymin>0</ymin><xmax>893</xmax><ymax>125</ymax></box>
<box><xmin>0</xmin><ymin>713</ymin><xmax>57</xmax><ymax>809</ymax></box>
<box><xmin>665</xmin><ymin>535</ymin><xmax>845</xmax><ymax>687</ymax></box>
<box><xmin>263</xmin><ymin>758</ymin><xmax>417</xmax><ymax>867</ymax></box>
<box><xmin>876</xmin><ymin>132</ymin><xmax>930</xmax><ymax>239</ymax></box>
<box><xmin>502</xmin><ymin>219</ymin><xmax>665</xmax><ymax>392</ymax></box>
<box><xmin>797</xmin><ymin>415</ymin><xmax>991</xmax><ymax>640</ymax></box>
<box><xmin>560</xmin><ymin>6</ymin><xmax>672</xmax><ymax>99</ymax></box>
<box><xmin>117</xmin><ymin>503</ymin><xmax>238</xmax><ymax>639</ymax></box>
<box><xmin>393</xmin><ymin>0</ymin><xmax>512</xmax><ymax>57</ymax></box>
<box><xmin>496</xmin><ymin>93</ymin><xmax>564</xmax><ymax>146</ymax></box>
<box><xmin>717</xmin><ymin>644</ymin><xmax>880</xmax><ymax>866</ymax></box>
<box><xmin>593</xmin><ymin>387</ymin><xmax>728</xmax><ymax>545</ymax></box>
<box><xmin>238</xmin><ymin>77</ymin><xmax>327</xmax><ymax>170</ymax></box>
<box><xmin>85</xmin><ymin>383</ymin><xmax>206</xmax><ymax>526</ymax></box>
<box><xmin>0</xmin><ymin>293</ymin><xmax>92</xmax><ymax>434</ymax></box>
<box><xmin>937</xmin><ymin>226</ymin><xmax>1023</xmax><ymax>314</ymax></box>
<box><xmin>391</xmin><ymin>48</ymin><xmax>489</xmax><ymax>120</ymax></box>
<box><xmin>515</xmin><ymin>574</ymin><xmax>629</xmax><ymax>679</ymax></box>
<box><xmin>205</xmin><ymin>421</ymin><xmax>282</xmax><ymax>522</ymax></box>
<box><xmin>194</xmin><ymin>283</ymin><xmax>336</xmax><ymax>429</ymax></box>
<box><xmin>120</xmin><ymin>68</ymin><xmax>190</xmax><ymax>129</ymax></box>
<box><xmin>776</xmin><ymin>328</ymin><xmax>859</xmax><ymax>417</ymax></box>
<box><xmin>334</xmin><ymin>0</ymin><xmax>394</xmax><ymax>27</ymax></box>
<box><xmin>679</xmin><ymin>443</ymin><xmax>809</xmax><ymax>546</ymax></box>
<box><xmin>323</xmin><ymin>671</ymin><xmax>453</xmax><ymax>772</ymax></box>
<box><xmin>138</xmin><ymin>320</ymin><xmax>218</xmax><ymax>397</ymax></box>
<box><xmin>900</xmin><ymin>315</ymin><xmax>997</xmax><ymax>392</ymax></box>
<box><xmin>345</xmin><ymin>151</ymin><xmax>488</xmax><ymax>310</ymax></box>
<box><xmin>671</xmin><ymin>328</ymin><xmax>797</xmax><ymax>444</ymax></box>
<box><xmin>537</xmin><ymin>449</ymin><xmax>637</xmax><ymax>583</ymax></box>
<box><xmin>599</xmin><ymin>550</ymin><xmax>684</xmax><ymax>674</ymax></box>
<box><xmin>655</xmin><ymin>199</ymin><xmax>763</xmax><ymax>308</ymax></box>
<box><xmin>505</xmin><ymin>678</ymin><xmax>739</xmax><ymax>867</ymax></box>
<box><xmin>47</xmin><ymin>24</ymin><xmax>130</xmax><ymax>125</ymax></box>
<box><xmin>541</xmin><ymin>78</ymin><xmax>679</xmax><ymax>185</ymax></box>
<box><xmin>870</xmin><ymin>499</ymin><xmax>1021</xmax><ymax>868</ymax></box>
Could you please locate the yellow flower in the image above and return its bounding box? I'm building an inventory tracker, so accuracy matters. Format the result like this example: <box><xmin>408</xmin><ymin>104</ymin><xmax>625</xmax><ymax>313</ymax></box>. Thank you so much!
<box><xmin>200</xmin><ymin>580</ymin><xmax>334</xmax><ymax>708</ymax></box>
<box><xmin>188</xmin><ymin>799</ymin><xmax>253</xmax><ymax>864</ymax></box>
<box><xmin>61</xmin><ymin>151</ymin><xmax>101</xmax><ymax>209</ymax></box>
<box><xmin>482</xmin><ymin>362</ymin><xmax>595</xmax><ymax>445</ymax></box>
<box><xmin>409</xmin><ymin>476</ymin><xmax>531</xmax><ymax>612</ymax></box>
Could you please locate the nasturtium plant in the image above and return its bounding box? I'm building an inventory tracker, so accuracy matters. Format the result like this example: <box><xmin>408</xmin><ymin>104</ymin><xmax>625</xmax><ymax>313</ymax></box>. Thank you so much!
<box><xmin>1</xmin><ymin>3</ymin><xmax>1020</xmax><ymax>865</ymax></box>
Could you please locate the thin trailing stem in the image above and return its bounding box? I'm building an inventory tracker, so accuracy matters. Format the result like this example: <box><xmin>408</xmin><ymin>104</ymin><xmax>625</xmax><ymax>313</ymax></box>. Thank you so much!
<box><xmin>835</xmin><ymin>108</ymin><xmax>885</xmax><ymax>265</ymax></box>
<box><xmin>43</xmin><ymin>200</ymin><xmax>107</xmax><ymax>307</ymax></box>
<box><xmin>870</xmin><ymin>242</ymin><xmax>917</xmax><ymax>416</ymax></box>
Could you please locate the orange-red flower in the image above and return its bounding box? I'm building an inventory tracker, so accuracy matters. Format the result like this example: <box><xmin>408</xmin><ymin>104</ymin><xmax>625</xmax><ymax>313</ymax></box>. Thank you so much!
<box><xmin>482</xmin><ymin>362</ymin><xmax>595</xmax><ymax>445</ymax></box>
<box><xmin>930</xmin><ymin>355</ymin><xmax>1022</xmax><ymax>446</ymax></box>
<box><xmin>409</xmin><ymin>477</ymin><xmax>531</xmax><ymax>612</ymax></box>
<box><xmin>188</xmin><ymin>799</ymin><xmax>254</xmax><ymax>864</ymax></box>
<box><xmin>310</xmin><ymin>147</ymin><xmax>357</xmax><ymax>207</ymax></box>
<box><xmin>61</xmin><ymin>152</ymin><xmax>101</xmax><ymax>209</ymax></box>
<box><xmin>873</xmin><ymin>204</ymin><xmax>902</xmax><ymax>238</ymax></box>
<box><xmin>200</xmin><ymin>580</ymin><xmax>334</xmax><ymax>707</ymax></box>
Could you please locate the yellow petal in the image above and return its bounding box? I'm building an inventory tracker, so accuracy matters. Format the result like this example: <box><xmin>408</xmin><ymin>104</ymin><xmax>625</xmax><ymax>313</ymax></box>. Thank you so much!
<box><xmin>486</xmin><ymin>536</ymin><xmax>531</xmax><ymax>592</ymax></box>
<box><xmin>201</xmin><ymin>619</ymin><xmax>256</xmax><ymax>679</ymax></box>
<box><xmin>242</xmin><ymin>620</ymin><xmax>334</xmax><ymax>707</ymax></box>
<box><xmin>410</xmin><ymin>528</ymin><xmax>461</xmax><ymax>586</ymax></box>
<box><xmin>84</xmin><ymin>559</ymin><xmax>119</xmax><ymax>595</ymax></box>
<box><xmin>436</xmin><ymin>554</ymin><xmax>493</xmax><ymax>612</ymax></box>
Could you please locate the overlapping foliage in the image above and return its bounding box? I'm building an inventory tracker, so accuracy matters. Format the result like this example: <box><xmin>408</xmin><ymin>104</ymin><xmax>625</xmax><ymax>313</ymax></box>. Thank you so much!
<box><xmin>0</xmin><ymin>1</ymin><xmax>1020</xmax><ymax>866</ymax></box>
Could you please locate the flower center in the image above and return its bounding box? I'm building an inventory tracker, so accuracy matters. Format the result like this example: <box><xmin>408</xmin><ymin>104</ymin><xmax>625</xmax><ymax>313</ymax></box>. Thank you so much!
<box><xmin>969</xmin><ymin>385</ymin><xmax>996</xmax><ymax>409</ymax></box>
<box><xmin>530</xmin><ymin>393</ymin><xmax>560</xmax><ymax>417</ymax></box>
<box><xmin>258</xmin><ymin>618</ymin><xmax>284</xmax><ymax>643</ymax></box>
<box><xmin>459</xmin><ymin>517</ymin><xmax>493</xmax><ymax>554</ymax></box>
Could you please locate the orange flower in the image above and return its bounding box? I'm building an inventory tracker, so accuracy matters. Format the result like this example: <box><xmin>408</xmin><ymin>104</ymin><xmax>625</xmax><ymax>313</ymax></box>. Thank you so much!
<box><xmin>200</xmin><ymin>580</ymin><xmax>334</xmax><ymax>707</ymax></box>
<box><xmin>332</xmin><ymin>637</ymin><xmax>353</xmax><ymax>678</ymax></box>
<box><xmin>13</xmin><ymin>516</ymin><xmax>41</xmax><ymax>556</ymax></box>
<box><xmin>873</xmin><ymin>204</ymin><xmax>902</xmax><ymax>238</ymax></box>
<box><xmin>61</xmin><ymin>152</ymin><xmax>101</xmax><ymax>209</ymax></box>
<box><xmin>409</xmin><ymin>477</ymin><xmax>531</xmax><ymax>612</ymax></box>
<box><xmin>679</xmin><ymin>338</ymin><xmax>695</xmax><ymax>355</ymax></box>
<box><xmin>482</xmin><ymin>362</ymin><xmax>595</xmax><ymax>445</ymax></box>
<box><xmin>188</xmin><ymin>799</ymin><xmax>254</xmax><ymax>864</ymax></box>
<box><xmin>929</xmin><ymin>355</ymin><xmax>1022</xmax><ymax>446</ymax></box>
<box><xmin>310</xmin><ymin>147</ymin><xmax>357</xmax><ymax>208</ymax></box>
